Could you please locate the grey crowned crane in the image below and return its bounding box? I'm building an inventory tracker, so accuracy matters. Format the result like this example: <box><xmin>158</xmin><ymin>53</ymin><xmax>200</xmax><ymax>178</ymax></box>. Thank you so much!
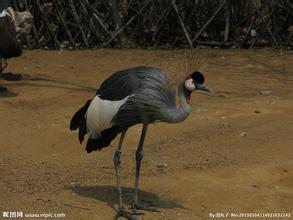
<box><xmin>70</xmin><ymin>66</ymin><xmax>211</xmax><ymax>219</ymax></box>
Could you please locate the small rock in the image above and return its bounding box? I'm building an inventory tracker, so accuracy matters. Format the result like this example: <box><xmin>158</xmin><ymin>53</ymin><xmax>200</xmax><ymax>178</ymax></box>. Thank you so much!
<box><xmin>218</xmin><ymin>94</ymin><xmax>228</xmax><ymax>98</ymax></box>
<box><xmin>259</xmin><ymin>90</ymin><xmax>272</xmax><ymax>95</ymax></box>
<box><xmin>240</xmin><ymin>132</ymin><xmax>248</xmax><ymax>138</ymax></box>
<box><xmin>283</xmin><ymin>169</ymin><xmax>288</xmax><ymax>173</ymax></box>
<box><xmin>157</xmin><ymin>163</ymin><xmax>168</xmax><ymax>169</ymax></box>
<box><xmin>222</xmin><ymin>123</ymin><xmax>231</xmax><ymax>128</ymax></box>
<box><xmin>267</xmin><ymin>100</ymin><xmax>275</xmax><ymax>105</ymax></box>
<box><xmin>196</xmin><ymin>107</ymin><xmax>206</xmax><ymax>113</ymax></box>
<box><xmin>254</xmin><ymin>110</ymin><xmax>261</xmax><ymax>113</ymax></box>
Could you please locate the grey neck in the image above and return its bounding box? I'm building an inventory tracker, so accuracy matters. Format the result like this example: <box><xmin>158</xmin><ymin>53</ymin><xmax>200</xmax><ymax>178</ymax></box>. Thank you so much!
<box><xmin>163</xmin><ymin>82</ymin><xmax>191</xmax><ymax>123</ymax></box>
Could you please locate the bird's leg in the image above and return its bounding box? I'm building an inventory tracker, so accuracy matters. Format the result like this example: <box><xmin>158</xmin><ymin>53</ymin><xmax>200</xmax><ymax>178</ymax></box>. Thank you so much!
<box><xmin>132</xmin><ymin>124</ymin><xmax>159</xmax><ymax>213</ymax></box>
<box><xmin>113</xmin><ymin>131</ymin><xmax>138</xmax><ymax>220</ymax></box>
<box><xmin>0</xmin><ymin>57</ymin><xmax>7</xmax><ymax>73</ymax></box>
<box><xmin>0</xmin><ymin>57</ymin><xmax>7</xmax><ymax>93</ymax></box>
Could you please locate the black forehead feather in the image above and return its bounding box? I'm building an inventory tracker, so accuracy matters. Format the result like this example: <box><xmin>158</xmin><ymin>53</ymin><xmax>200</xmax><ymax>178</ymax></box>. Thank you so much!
<box><xmin>191</xmin><ymin>71</ymin><xmax>205</xmax><ymax>84</ymax></box>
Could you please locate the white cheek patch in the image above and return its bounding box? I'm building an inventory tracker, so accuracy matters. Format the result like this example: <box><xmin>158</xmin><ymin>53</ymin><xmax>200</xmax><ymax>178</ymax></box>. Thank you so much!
<box><xmin>184</xmin><ymin>79</ymin><xmax>195</xmax><ymax>91</ymax></box>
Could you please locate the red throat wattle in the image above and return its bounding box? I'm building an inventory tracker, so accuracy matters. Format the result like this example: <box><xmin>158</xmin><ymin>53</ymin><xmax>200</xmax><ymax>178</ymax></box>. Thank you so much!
<box><xmin>184</xmin><ymin>75</ymin><xmax>192</xmax><ymax>104</ymax></box>
<box><xmin>185</xmin><ymin>95</ymin><xmax>190</xmax><ymax>104</ymax></box>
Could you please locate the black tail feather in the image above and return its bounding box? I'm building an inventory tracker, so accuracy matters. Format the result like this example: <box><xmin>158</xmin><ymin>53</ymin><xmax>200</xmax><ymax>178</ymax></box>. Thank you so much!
<box><xmin>78</xmin><ymin>118</ymin><xmax>87</xmax><ymax>143</ymax></box>
<box><xmin>86</xmin><ymin>127</ymin><xmax>120</xmax><ymax>153</ymax></box>
<box><xmin>70</xmin><ymin>99</ymin><xmax>92</xmax><ymax>144</ymax></box>
<box><xmin>70</xmin><ymin>99</ymin><xmax>91</xmax><ymax>131</ymax></box>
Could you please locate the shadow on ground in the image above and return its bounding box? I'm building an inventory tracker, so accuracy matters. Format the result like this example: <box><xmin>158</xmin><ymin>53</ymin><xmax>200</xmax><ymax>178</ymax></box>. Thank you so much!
<box><xmin>0</xmin><ymin>86</ymin><xmax>17</xmax><ymax>97</ymax></box>
<box><xmin>0</xmin><ymin>72</ymin><xmax>21</xmax><ymax>97</ymax></box>
<box><xmin>1</xmin><ymin>71</ymin><xmax>96</xmax><ymax>92</ymax></box>
<box><xmin>70</xmin><ymin>185</ymin><xmax>186</xmax><ymax>211</ymax></box>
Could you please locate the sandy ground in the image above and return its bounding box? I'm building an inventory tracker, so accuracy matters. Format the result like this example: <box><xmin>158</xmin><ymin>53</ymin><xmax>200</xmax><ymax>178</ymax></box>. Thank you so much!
<box><xmin>0</xmin><ymin>49</ymin><xmax>292</xmax><ymax>220</ymax></box>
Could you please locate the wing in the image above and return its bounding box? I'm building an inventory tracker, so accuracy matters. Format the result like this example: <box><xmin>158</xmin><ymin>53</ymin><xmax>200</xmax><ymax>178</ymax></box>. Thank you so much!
<box><xmin>111</xmin><ymin>68</ymin><xmax>177</xmax><ymax>128</ymax></box>
<box><xmin>96</xmin><ymin>66</ymin><xmax>168</xmax><ymax>100</ymax></box>
<box><xmin>96</xmin><ymin>66</ymin><xmax>176</xmax><ymax>129</ymax></box>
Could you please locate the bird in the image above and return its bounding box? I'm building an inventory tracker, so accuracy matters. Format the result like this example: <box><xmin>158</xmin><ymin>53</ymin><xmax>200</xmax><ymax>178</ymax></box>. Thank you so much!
<box><xmin>70</xmin><ymin>66</ymin><xmax>211</xmax><ymax>219</ymax></box>
<box><xmin>0</xmin><ymin>0</ymin><xmax>22</xmax><ymax>93</ymax></box>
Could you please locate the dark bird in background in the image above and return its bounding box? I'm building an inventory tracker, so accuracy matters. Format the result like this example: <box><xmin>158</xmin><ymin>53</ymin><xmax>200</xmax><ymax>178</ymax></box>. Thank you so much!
<box><xmin>0</xmin><ymin>0</ymin><xmax>22</xmax><ymax>62</ymax></box>
<box><xmin>70</xmin><ymin>66</ymin><xmax>211</xmax><ymax>219</ymax></box>
<box><xmin>0</xmin><ymin>0</ymin><xmax>22</xmax><ymax>93</ymax></box>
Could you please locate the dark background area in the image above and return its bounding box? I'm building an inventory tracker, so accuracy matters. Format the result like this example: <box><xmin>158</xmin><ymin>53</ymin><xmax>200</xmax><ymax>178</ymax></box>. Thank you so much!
<box><xmin>10</xmin><ymin>0</ymin><xmax>293</xmax><ymax>49</ymax></box>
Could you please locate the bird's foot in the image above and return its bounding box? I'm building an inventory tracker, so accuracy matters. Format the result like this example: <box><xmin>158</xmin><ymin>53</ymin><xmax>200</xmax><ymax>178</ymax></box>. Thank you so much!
<box><xmin>114</xmin><ymin>209</ymin><xmax>140</xmax><ymax>220</ymax></box>
<box><xmin>0</xmin><ymin>85</ymin><xmax>7</xmax><ymax>92</ymax></box>
<box><xmin>132</xmin><ymin>201</ymin><xmax>160</xmax><ymax>213</ymax></box>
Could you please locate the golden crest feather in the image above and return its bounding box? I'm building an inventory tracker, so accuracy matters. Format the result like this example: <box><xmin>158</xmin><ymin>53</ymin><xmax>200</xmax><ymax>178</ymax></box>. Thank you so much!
<box><xmin>183</xmin><ymin>49</ymin><xmax>207</xmax><ymax>76</ymax></box>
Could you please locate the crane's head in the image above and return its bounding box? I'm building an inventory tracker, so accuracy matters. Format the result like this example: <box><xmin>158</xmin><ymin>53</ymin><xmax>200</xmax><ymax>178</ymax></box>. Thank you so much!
<box><xmin>184</xmin><ymin>71</ymin><xmax>212</xmax><ymax>92</ymax></box>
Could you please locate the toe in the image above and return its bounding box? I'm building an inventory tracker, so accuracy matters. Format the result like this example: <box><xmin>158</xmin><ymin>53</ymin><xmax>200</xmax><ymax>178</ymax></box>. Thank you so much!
<box><xmin>114</xmin><ymin>209</ymin><xmax>140</xmax><ymax>220</ymax></box>
<box><xmin>132</xmin><ymin>202</ymin><xmax>160</xmax><ymax>212</ymax></box>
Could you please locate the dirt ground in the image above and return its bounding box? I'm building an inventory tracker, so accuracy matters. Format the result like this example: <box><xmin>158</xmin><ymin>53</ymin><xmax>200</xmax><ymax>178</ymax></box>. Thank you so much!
<box><xmin>0</xmin><ymin>49</ymin><xmax>292</xmax><ymax>220</ymax></box>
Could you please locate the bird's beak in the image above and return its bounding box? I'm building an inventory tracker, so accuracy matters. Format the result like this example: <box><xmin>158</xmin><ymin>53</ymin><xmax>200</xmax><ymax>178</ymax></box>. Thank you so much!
<box><xmin>196</xmin><ymin>83</ymin><xmax>213</xmax><ymax>92</ymax></box>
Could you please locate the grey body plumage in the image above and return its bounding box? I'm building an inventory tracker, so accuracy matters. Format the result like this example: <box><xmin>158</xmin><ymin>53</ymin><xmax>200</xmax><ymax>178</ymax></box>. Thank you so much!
<box><xmin>70</xmin><ymin>66</ymin><xmax>211</xmax><ymax>219</ymax></box>
<box><xmin>107</xmin><ymin>66</ymin><xmax>185</xmax><ymax>128</ymax></box>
